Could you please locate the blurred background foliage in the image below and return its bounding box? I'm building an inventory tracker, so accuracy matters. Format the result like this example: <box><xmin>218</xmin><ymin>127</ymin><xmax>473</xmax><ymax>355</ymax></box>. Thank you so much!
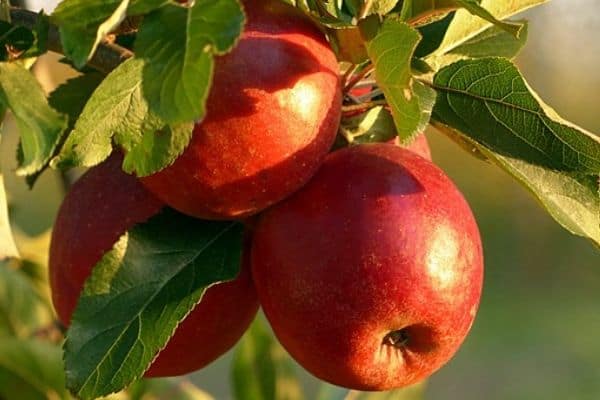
<box><xmin>1</xmin><ymin>0</ymin><xmax>598</xmax><ymax>399</ymax></box>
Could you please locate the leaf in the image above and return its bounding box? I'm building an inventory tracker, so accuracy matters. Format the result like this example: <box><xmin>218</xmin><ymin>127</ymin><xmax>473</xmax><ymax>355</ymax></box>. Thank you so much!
<box><xmin>0</xmin><ymin>10</ymin><xmax>51</xmax><ymax>64</ymax></box>
<box><xmin>52</xmin><ymin>0</ymin><xmax>169</xmax><ymax>68</ymax></box>
<box><xmin>426</xmin><ymin>19</ymin><xmax>529</xmax><ymax>70</ymax></box>
<box><xmin>340</xmin><ymin>106</ymin><xmax>397</xmax><ymax>144</ymax></box>
<box><xmin>0</xmin><ymin>63</ymin><xmax>67</xmax><ymax>177</ymax></box>
<box><xmin>129</xmin><ymin>378</ymin><xmax>214</xmax><ymax>400</ymax></box>
<box><xmin>0</xmin><ymin>20</ymin><xmax>35</xmax><ymax>61</ymax></box>
<box><xmin>20</xmin><ymin>11</ymin><xmax>50</xmax><ymax>59</ymax></box>
<box><xmin>16</xmin><ymin>72</ymin><xmax>105</xmax><ymax>188</ymax></box>
<box><xmin>135</xmin><ymin>0</ymin><xmax>244</xmax><ymax>123</ymax></box>
<box><xmin>365</xmin><ymin>19</ymin><xmax>436</xmax><ymax>142</ymax></box>
<box><xmin>433</xmin><ymin>58</ymin><xmax>600</xmax><ymax>174</ymax></box>
<box><xmin>345</xmin><ymin>0</ymin><xmax>401</xmax><ymax>17</ymax></box>
<box><xmin>432</xmin><ymin>58</ymin><xmax>600</xmax><ymax>245</ymax></box>
<box><xmin>429</xmin><ymin>0</ymin><xmax>546</xmax><ymax>59</ymax></box>
<box><xmin>52</xmin><ymin>58</ymin><xmax>193</xmax><ymax>177</ymax></box>
<box><xmin>332</xmin><ymin>27</ymin><xmax>369</xmax><ymax>64</ymax></box>
<box><xmin>11</xmin><ymin>229</ymin><xmax>53</xmax><ymax>305</ymax></box>
<box><xmin>49</xmin><ymin>72</ymin><xmax>105</xmax><ymax>131</ymax></box>
<box><xmin>0</xmin><ymin>260</ymin><xmax>52</xmax><ymax>338</ymax></box>
<box><xmin>56</xmin><ymin>0</ymin><xmax>130</xmax><ymax>68</ymax></box>
<box><xmin>414</xmin><ymin>12</ymin><xmax>455</xmax><ymax>58</ymax></box>
<box><xmin>0</xmin><ymin>338</ymin><xmax>69</xmax><ymax>400</ymax></box>
<box><xmin>64</xmin><ymin>209</ymin><xmax>244</xmax><ymax>399</ymax></box>
<box><xmin>440</xmin><ymin>20</ymin><xmax>528</xmax><ymax>64</ymax></box>
<box><xmin>0</xmin><ymin>173</ymin><xmax>18</xmax><ymax>260</ymax></box>
<box><xmin>316</xmin><ymin>382</ymin><xmax>425</xmax><ymax>400</ymax></box>
<box><xmin>453</xmin><ymin>0</ymin><xmax>524</xmax><ymax>38</ymax></box>
<box><xmin>232</xmin><ymin>317</ymin><xmax>303</xmax><ymax>400</ymax></box>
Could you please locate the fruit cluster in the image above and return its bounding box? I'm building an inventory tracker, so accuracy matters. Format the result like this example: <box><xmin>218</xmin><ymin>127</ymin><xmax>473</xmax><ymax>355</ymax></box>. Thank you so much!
<box><xmin>49</xmin><ymin>0</ymin><xmax>483</xmax><ymax>391</ymax></box>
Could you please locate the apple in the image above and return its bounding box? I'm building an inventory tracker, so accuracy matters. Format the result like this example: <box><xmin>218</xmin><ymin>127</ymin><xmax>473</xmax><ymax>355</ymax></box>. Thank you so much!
<box><xmin>49</xmin><ymin>154</ymin><xmax>259</xmax><ymax>377</ymax></box>
<box><xmin>140</xmin><ymin>0</ymin><xmax>342</xmax><ymax>220</ymax></box>
<box><xmin>395</xmin><ymin>134</ymin><xmax>431</xmax><ymax>161</ymax></box>
<box><xmin>251</xmin><ymin>143</ymin><xmax>483</xmax><ymax>390</ymax></box>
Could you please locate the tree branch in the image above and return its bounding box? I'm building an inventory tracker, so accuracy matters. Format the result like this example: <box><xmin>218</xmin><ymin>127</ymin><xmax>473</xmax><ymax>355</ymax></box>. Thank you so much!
<box><xmin>9</xmin><ymin>7</ymin><xmax>132</xmax><ymax>74</ymax></box>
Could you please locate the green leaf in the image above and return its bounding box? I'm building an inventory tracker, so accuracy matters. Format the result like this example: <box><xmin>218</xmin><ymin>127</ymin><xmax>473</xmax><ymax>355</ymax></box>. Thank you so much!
<box><xmin>20</xmin><ymin>11</ymin><xmax>50</xmax><ymax>59</ymax></box>
<box><xmin>52</xmin><ymin>0</ymin><xmax>169</xmax><ymax>68</ymax></box>
<box><xmin>64</xmin><ymin>209</ymin><xmax>244</xmax><ymax>399</ymax></box>
<box><xmin>0</xmin><ymin>260</ymin><xmax>53</xmax><ymax>338</ymax></box>
<box><xmin>0</xmin><ymin>338</ymin><xmax>69</xmax><ymax>400</ymax></box>
<box><xmin>49</xmin><ymin>72</ymin><xmax>105</xmax><ymax>131</ymax></box>
<box><xmin>428</xmin><ymin>0</ymin><xmax>546</xmax><ymax>62</ymax></box>
<box><xmin>0</xmin><ymin>21</ymin><xmax>34</xmax><ymax>61</ymax></box>
<box><xmin>425</xmin><ymin>19</ymin><xmax>529</xmax><ymax>70</ymax></box>
<box><xmin>0</xmin><ymin>63</ymin><xmax>67</xmax><ymax>177</ymax></box>
<box><xmin>52</xmin><ymin>58</ymin><xmax>193</xmax><ymax>176</ymax></box>
<box><xmin>414</xmin><ymin>11</ymin><xmax>455</xmax><ymax>58</ymax></box>
<box><xmin>316</xmin><ymin>382</ymin><xmax>425</xmax><ymax>400</ymax></box>
<box><xmin>232</xmin><ymin>317</ymin><xmax>303</xmax><ymax>400</ymax></box>
<box><xmin>1</xmin><ymin>11</ymin><xmax>51</xmax><ymax>63</ymax></box>
<box><xmin>119</xmin><ymin>115</ymin><xmax>194</xmax><ymax>177</ymax></box>
<box><xmin>365</xmin><ymin>19</ymin><xmax>436</xmax><ymax>142</ymax></box>
<box><xmin>12</xmin><ymin>229</ymin><xmax>53</xmax><ymax>307</ymax></box>
<box><xmin>346</xmin><ymin>0</ymin><xmax>401</xmax><ymax>17</ymax></box>
<box><xmin>300</xmin><ymin>0</ymin><xmax>353</xmax><ymax>27</ymax></box>
<box><xmin>13</xmin><ymin>72</ymin><xmax>106</xmax><ymax>188</ymax></box>
<box><xmin>129</xmin><ymin>378</ymin><xmax>214</xmax><ymax>400</ymax></box>
<box><xmin>135</xmin><ymin>0</ymin><xmax>244</xmax><ymax>124</ymax></box>
<box><xmin>453</xmin><ymin>0</ymin><xmax>524</xmax><ymax>38</ymax></box>
<box><xmin>440</xmin><ymin>20</ymin><xmax>528</xmax><ymax>64</ymax></box>
<box><xmin>340</xmin><ymin>106</ymin><xmax>397</xmax><ymax>144</ymax></box>
<box><xmin>332</xmin><ymin>27</ymin><xmax>369</xmax><ymax>64</ymax></box>
<box><xmin>0</xmin><ymin>172</ymin><xmax>18</xmax><ymax>260</ymax></box>
<box><xmin>401</xmin><ymin>0</ymin><xmax>458</xmax><ymax>24</ymax></box>
<box><xmin>432</xmin><ymin>58</ymin><xmax>600</xmax><ymax>245</ymax></box>
<box><xmin>55</xmin><ymin>0</ymin><xmax>129</xmax><ymax>68</ymax></box>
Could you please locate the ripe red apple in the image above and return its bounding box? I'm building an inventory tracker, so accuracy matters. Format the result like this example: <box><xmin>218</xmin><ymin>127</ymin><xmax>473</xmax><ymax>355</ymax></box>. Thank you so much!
<box><xmin>49</xmin><ymin>154</ymin><xmax>259</xmax><ymax>377</ymax></box>
<box><xmin>395</xmin><ymin>134</ymin><xmax>431</xmax><ymax>161</ymax></box>
<box><xmin>251</xmin><ymin>143</ymin><xmax>483</xmax><ymax>390</ymax></box>
<box><xmin>140</xmin><ymin>0</ymin><xmax>342</xmax><ymax>220</ymax></box>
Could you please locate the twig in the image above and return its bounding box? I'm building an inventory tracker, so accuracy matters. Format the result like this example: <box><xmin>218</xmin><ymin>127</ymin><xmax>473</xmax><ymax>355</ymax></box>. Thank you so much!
<box><xmin>341</xmin><ymin>63</ymin><xmax>358</xmax><ymax>89</ymax></box>
<box><xmin>343</xmin><ymin>64</ymin><xmax>374</xmax><ymax>93</ymax></box>
<box><xmin>9</xmin><ymin>7</ymin><xmax>132</xmax><ymax>73</ymax></box>
<box><xmin>358</xmin><ymin>0</ymin><xmax>374</xmax><ymax>20</ymax></box>
<box><xmin>342</xmin><ymin>99</ymin><xmax>387</xmax><ymax>114</ymax></box>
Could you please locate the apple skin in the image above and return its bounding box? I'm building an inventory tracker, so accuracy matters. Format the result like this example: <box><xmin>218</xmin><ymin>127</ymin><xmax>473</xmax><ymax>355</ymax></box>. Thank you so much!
<box><xmin>49</xmin><ymin>154</ymin><xmax>259</xmax><ymax>377</ymax></box>
<box><xmin>251</xmin><ymin>143</ymin><xmax>483</xmax><ymax>390</ymax></box>
<box><xmin>140</xmin><ymin>0</ymin><xmax>342</xmax><ymax>220</ymax></box>
<box><xmin>395</xmin><ymin>134</ymin><xmax>431</xmax><ymax>161</ymax></box>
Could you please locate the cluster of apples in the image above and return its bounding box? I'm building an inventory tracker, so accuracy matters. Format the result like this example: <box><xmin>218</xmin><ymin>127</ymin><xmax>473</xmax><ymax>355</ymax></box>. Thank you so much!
<box><xmin>49</xmin><ymin>0</ymin><xmax>483</xmax><ymax>391</ymax></box>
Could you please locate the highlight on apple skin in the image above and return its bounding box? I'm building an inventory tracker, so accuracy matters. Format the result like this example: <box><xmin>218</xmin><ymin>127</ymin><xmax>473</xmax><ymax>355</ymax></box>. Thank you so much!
<box><xmin>141</xmin><ymin>0</ymin><xmax>342</xmax><ymax>220</ymax></box>
<box><xmin>251</xmin><ymin>143</ymin><xmax>483</xmax><ymax>391</ymax></box>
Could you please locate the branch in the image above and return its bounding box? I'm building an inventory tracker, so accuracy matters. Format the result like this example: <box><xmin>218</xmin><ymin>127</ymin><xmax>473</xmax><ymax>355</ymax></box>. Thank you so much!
<box><xmin>9</xmin><ymin>7</ymin><xmax>132</xmax><ymax>74</ymax></box>
<box><xmin>342</xmin><ymin>100</ymin><xmax>387</xmax><ymax>114</ymax></box>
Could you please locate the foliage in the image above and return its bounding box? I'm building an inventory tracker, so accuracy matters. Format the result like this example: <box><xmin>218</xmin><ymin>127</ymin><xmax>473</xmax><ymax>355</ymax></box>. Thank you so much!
<box><xmin>0</xmin><ymin>0</ymin><xmax>597</xmax><ymax>399</ymax></box>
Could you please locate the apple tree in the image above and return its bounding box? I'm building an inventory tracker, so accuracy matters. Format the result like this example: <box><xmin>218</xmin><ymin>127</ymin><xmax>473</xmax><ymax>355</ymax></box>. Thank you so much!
<box><xmin>0</xmin><ymin>0</ymin><xmax>598</xmax><ymax>399</ymax></box>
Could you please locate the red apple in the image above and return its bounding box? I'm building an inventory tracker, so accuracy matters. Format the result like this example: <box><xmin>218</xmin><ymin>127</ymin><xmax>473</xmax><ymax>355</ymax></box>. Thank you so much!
<box><xmin>395</xmin><ymin>133</ymin><xmax>431</xmax><ymax>161</ymax></box>
<box><xmin>140</xmin><ymin>0</ymin><xmax>342</xmax><ymax>220</ymax></box>
<box><xmin>251</xmin><ymin>143</ymin><xmax>483</xmax><ymax>390</ymax></box>
<box><xmin>49</xmin><ymin>154</ymin><xmax>259</xmax><ymax>377</ymax></box>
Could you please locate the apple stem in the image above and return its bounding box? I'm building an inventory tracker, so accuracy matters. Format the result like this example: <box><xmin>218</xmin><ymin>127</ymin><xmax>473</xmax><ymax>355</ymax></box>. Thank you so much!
<box><xmin>342</xmin><ymin>100</ymin><xmax>387</xmax><ymax>114</ymax></box>
<box><xmin>384</xmin><ymin>329</ymin><xmax>410</xmax><ymax>348</ymax></box>
<box><xmin>343</xmin><ymin>64</ymin><xmax>374</xmax><ymax>94</ymax></box>
<box><xmin>341</xmin><ymin>63</ymin><xmax>359</xmax><ymax>89</ymax></box>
